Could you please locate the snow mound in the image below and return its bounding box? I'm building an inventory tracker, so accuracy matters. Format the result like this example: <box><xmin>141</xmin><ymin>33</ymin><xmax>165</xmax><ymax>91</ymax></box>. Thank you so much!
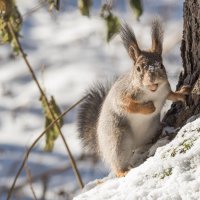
<box><xmin>74</xmin><ymin>118</ymin><xmax>200</xmax><ymax>200</ymax></box>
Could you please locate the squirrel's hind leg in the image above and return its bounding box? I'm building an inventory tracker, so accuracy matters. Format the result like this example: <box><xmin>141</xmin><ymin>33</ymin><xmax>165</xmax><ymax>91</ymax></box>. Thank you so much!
<box><xmin>110</xmin><ymin>130</ymin><xmax>134</xmax><ymax>177</ymax></box>
<box><xmin>116</xmin><ymin>170</ymin><xmax>129</xmax><ymax>177</ymax></box>
<box><xmin>97</xmin><ymin>119</ymin><xmax>134</xmax><ymax>178</ymax></box>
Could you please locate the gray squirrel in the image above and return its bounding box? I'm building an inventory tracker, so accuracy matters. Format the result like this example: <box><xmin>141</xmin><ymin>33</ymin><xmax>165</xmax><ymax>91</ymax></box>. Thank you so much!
<box><xmin>78</xmin><ymin>20</ymin><xmax>190</xmax><ymax>177</ymax></box>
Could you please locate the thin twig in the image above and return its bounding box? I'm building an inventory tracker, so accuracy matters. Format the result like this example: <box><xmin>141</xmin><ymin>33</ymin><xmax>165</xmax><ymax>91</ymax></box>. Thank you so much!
<box><xmin>24</xmin><ymin>164</ymin><xmax>38</xmax><ymax>200</ymax></box>
<box><xmin>23</xmin><ymin>1</ymin><xmax>46</xmax><ymax>17</ymax></box>
<box><xmin>6</xmin><ymin>95</ymin><xmax>87</xmax><ymax>200</ymax></box>
<box><xmin>15</xmin><ymin>164</ymin><xmax>71</xmax><ymax>191</ymax></box>
<box><xmin>41</xmin><ymin>176</ymin><xmax>48</xmax><ymax>200</ymax></box>
<box><xmin>7</xmin><ymin>21</ymin><xmax>84</xmax><ymax>189</ymax></box>
<box><xmin>6</xmin><ymin>21</ymin><xmax>85</xmax><ymax>199</ymax></box>
<box><xmin>6</xmin><ymin>153</ymin><xmax>95</xmax><ymax>192</ymax></box>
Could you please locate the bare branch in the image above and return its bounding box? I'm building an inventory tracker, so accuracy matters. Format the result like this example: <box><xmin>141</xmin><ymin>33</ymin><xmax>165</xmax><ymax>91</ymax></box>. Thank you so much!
<box><xmin>22</xmin><ymin>1</ymin><xmax>46</xmax><ymax>17</ymax></box>
<box><xmin>6</xmin><ymin>21</ymin><xmax>86</xmax><ymax>199</ymax></box>
<box><xmin>7</xmin><ymin>20</ymin><xmax>84</xmax><ymax>189</ymax></box>
<box><xmin>24</xmin><ymin>164</ymin><xmax>38</xmax><ymax>200</ymax></box>
<box><xmin>15</xmin><ymin>164</ymin><xmax>71</xmax><ymax>191</ymax></box>
<box><xmin>6</xmin><ymin>95</ymin><xmax>87</xmax><ymax>200</ymax></box>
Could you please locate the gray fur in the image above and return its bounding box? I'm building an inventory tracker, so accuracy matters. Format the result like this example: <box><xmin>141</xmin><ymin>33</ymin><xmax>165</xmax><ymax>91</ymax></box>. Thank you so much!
<box><xmin>120</xmin><ymin>23</ymin><xmax>141</xmax><ymax>62</ymax></box>
<box><xmin>120</xmin><ymin>23</ymin><xmax>139</xmax><ymax>53</ymax></box>
<box><xmin>151</xmin><ymin>19</ymin><xmax>164</xmax><ymax>54</ymax></box>
<box><xmin>78</xmin><ymin>21</ymin><xmax>172</xmax><ymax>175</ymax></box>
<box><xmin>77</xmin><ymin>83</ymin><xmax>111</xmax><ymax>153</ymax></box>
<box><xmin>97</xmin><ymin>74</ymin><xmax>170</xmax><ymax>173</ymax></box>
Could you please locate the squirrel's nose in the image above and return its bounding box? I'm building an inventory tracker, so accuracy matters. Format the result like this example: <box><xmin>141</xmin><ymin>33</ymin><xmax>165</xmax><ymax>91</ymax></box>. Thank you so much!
<box><xmin>148</xmin><ymin>73</ymin><xmax>156</xmax><ymax>83</ymax></box>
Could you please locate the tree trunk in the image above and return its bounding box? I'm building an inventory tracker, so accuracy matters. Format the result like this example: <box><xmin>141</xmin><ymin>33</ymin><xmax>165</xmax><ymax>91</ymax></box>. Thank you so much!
<box><xmin>163</xmin><ymin>0</ymin><xmax>200</xmax><ymax>127</ymax></box>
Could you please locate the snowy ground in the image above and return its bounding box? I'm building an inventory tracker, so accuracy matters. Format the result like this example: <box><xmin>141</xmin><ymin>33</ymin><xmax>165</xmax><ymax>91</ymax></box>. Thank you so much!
<box><xmin>0</xmin><ymin>0</ymin><xmax>185</xmax><ymax>199</ymax></box>
<box><xmin>75</xmin><ymin>118</ymin><xmax>200</xmax><ymax>200</ymax></box>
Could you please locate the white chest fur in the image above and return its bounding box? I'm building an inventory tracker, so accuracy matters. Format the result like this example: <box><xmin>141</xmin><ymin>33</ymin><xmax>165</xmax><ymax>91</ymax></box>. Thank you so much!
<box><xmin>126</xmin><ymin>82</ymin><xmax>170</xmax><ymax>146</ymax></box>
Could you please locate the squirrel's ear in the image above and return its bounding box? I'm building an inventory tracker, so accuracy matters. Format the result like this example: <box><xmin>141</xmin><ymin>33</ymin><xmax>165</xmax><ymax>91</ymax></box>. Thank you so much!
<box><xmin>120</xmin><ymin>24</ymin><xmax>141</xmax><ymax>63</ymax></box>
<box><xmin>128</xmin><ymin>44</ymin><xmax>141</xmax><ymax>64</ymax></box>
<box><xmin>151</xmin><ymin>19</ymin><xmax>163</xmax><ymax>55</ymax></box>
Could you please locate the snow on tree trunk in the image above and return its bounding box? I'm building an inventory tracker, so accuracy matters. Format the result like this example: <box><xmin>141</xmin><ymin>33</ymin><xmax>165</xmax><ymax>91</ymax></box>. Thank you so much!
<box><xmin>163</xmin><ymin>0</ymin><xmax>200</xmax><ymax>127</ymax></box>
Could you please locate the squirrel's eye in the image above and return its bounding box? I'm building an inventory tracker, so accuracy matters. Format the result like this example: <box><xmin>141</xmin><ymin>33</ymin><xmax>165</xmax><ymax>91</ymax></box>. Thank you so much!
<box><xmin>160</xmin><ymin>64</ymin><xmax>164</xmax><ymax>69</ymax></box>
<box><xmin>136</xmin><ymin>66</ymin><xmax>141</xmax><ymax>72</ymax></box>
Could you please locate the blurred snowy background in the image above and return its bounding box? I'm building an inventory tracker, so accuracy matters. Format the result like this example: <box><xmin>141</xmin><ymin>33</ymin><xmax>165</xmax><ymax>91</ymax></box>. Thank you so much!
<box><xmin>0</xmin><ymin>0</ymin><xmax>184</xmax><ymax>199</ymax></box>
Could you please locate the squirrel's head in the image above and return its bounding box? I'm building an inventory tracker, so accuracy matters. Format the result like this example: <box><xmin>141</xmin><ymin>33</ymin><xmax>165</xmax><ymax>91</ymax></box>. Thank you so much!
<box><xmin>120</xmin><ymin>20</ymin><xmax>167</xmax><ymax>92</ymax></box>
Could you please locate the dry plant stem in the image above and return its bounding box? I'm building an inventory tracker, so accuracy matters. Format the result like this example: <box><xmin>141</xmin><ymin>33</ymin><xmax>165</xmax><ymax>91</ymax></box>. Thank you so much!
<box><xmin>7</xmin><ymin>21</ymin><xmax>84</xmax><ymax>189</ymax></box>
<box><xmin>14</xmin><ymin>155</ymin><xmax>95</xmax><ymax>191</ymax></box>
<box><xmin>23</xmin><ymin>1</ymin><xmax>46</xmax><ymax>17</ymax></box>
<box><xmin>15</xmin><ymin>164</ymin><xmax>71</xmax><ymax>191</ymax></box>
<box><xmin>6</xmin><ymin>95</ymin><xmax>87</xmax><ymax>200</ymax></box>
<box><xmin>7</xmin><ymin>22</ymin><xmax>85</xmax><ymax>199</ymax></box>
<box><xmin>24</xmin><ymin>164</ymin><xmax>38</xmax><ymax>200</ymax></box>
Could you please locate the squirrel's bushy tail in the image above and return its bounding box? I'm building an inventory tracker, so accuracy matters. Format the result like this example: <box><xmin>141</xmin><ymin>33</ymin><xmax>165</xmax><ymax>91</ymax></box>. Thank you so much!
<box><xmin>77</xmin><ymin>83</ymin><xmax>111</xmax><ymax>153</ymax></box>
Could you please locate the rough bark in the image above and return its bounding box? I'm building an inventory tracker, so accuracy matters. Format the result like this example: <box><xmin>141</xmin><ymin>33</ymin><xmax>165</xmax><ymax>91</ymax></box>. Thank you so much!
<box><xmin>163</xmin><ymin>0</ymin><xmax>200</xmax><ymax>127</ymax></box>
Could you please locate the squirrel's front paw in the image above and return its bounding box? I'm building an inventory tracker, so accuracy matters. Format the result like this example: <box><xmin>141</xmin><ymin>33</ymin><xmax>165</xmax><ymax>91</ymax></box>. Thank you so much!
<box><xmin>167</xmin><ymin>85</ymin><xmax>191</xmax><ymax>103</ymax></box>
<box><xmin>176</xmin><ymin>85</ymin><xmax>191</xmax><ymax>102</ymax></box>
<box><xmin>178</xmin><ymin>85</ymin><xmax>191</xmax><ymax>95</ymax></box>
<box><xmin>141</xmin><ymin>101</ymin><xmax>156</xmax><ymax>114</ymax></box>
<box><xmin>177</xmin><ymin>94</ymin><xmax>186</xmax><ymax>102</ymax></box>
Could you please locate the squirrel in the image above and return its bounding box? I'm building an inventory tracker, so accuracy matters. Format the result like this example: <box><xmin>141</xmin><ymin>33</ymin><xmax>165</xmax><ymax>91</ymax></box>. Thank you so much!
<box><xmin>77</xmin><ymin>20</ymin><xmax>190</xmax><ymax>178</ymax></box>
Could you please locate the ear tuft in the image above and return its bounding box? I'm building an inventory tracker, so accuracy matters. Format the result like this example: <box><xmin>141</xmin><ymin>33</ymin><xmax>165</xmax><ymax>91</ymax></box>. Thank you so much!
<box><xmin>120</xmin><ymin>23</ymin><xmax>141</xmax><ymax>63</ymax></box>
<box><xmin>151</xmin><ymin>19</ymin><xmax>164</xmax><ymax>54</ymax></box>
